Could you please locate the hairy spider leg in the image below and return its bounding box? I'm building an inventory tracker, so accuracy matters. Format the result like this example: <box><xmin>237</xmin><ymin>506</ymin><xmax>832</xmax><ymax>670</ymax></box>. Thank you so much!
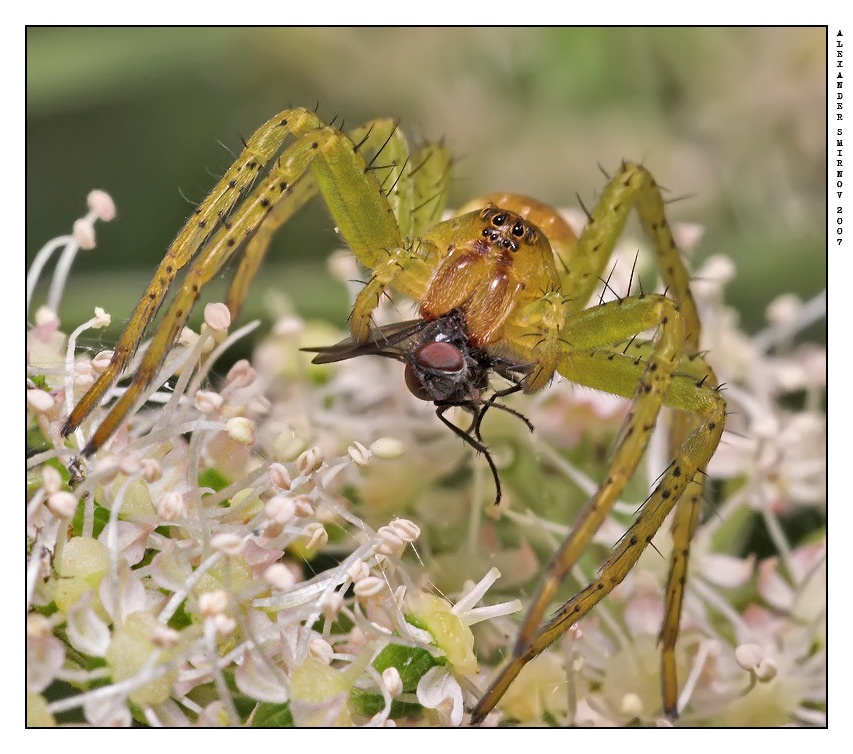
<box><xmin>470</xmin><ymin>163</ymin><xmax>722</xmax><ymax>724</ymax></box>
<box><xmin>62</xmin><ymin>109</ymin><xmax>453</xmax><ymax>455</ymax></box>
<box><xmin>471</xmin><ymin>295</ymin><xmax>725</xmax><ymax>723</ymax></box>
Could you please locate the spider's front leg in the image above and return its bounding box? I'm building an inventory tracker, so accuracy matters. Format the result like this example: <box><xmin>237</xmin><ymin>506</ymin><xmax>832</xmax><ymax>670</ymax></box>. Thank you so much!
<box><xmin>62</xmin><ymin>110</ymin><xmax>452</xmax><ymax>456</ymax></box>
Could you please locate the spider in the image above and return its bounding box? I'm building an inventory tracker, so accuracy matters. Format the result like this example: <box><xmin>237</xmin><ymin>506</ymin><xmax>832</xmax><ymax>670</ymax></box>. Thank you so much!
<box><xmin>61</xmin><ymin>107</ymin><xmax>725</xmax><ymax>725</ymax></box>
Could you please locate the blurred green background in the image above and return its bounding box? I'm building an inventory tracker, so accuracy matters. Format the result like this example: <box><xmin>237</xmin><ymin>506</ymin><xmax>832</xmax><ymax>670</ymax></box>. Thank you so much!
<box><xmin>27</xmin><ymin>27</ymin><xmax>826</xmax><ymax>345</ymax></box>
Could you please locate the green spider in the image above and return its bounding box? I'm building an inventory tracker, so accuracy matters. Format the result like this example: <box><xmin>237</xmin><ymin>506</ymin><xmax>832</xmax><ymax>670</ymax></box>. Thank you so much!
<box><xmin>62</xmin><ymin>107</ymin><xmax>725</xmax><ymax>724</ymax></box>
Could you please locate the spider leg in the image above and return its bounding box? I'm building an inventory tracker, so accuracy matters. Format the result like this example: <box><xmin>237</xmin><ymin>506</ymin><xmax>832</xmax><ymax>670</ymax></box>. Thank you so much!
<box><xmin>224</xmin><ymin>121</ymin><xmax>455</xmax><ymax>322</ymax></box>
<box><xmin>62</xmin><ymin>108</ymin><xmax>329</xmax><ymax>438</ymax></box>
<box><xmin>475</xmin><ymin>162</ymin><xmax>714</xmax><ymax>721</ymax></box>
<box><xmin>471</xmin><ymin>294</ymin><xmax>725</xmax><ymax>724</ymax></box>
<box><xmin>68</xmin><ymin>118</ymin><xmax>451</xmax><ymax>456</ymax></box>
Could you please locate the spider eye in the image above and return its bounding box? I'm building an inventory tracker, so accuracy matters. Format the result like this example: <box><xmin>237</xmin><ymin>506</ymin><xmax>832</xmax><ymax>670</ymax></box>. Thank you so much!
<box><xmin>512</xmin><ymin>221</ymin><xmax>525</xmax><ymax>237</ymax></box>
<box><xmin>492</xmin><ymin>213</ymin><xmax>507</xmax><ymax>227</ymax></box>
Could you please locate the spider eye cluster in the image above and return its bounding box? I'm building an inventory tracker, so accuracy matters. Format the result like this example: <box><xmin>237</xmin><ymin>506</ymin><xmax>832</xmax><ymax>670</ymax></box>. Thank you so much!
<box><xmin>478</xmin><ymin>207</ymin><xmax>535</xmax><ymax>252</ymax></box>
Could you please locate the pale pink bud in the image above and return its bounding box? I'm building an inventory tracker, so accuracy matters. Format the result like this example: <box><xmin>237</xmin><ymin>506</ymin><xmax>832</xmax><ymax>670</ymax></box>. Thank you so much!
<box><xmin>211</xmin><ymin>532</ymin><xmax>244</xmax><ymax>556</ymax></box>
<box><xmin>209</xmin><ymin>614</ymin><xmax>236</xmax><ymax>636</ymax></box>
<box><xmin>370</xmin><ymin>437</ymin><xmax>405</xmax><ymax>459</ymax></box>
<box><xmin>91</xmin><ymin>350</ymin><xmax>114</xmax><ymax>374</ymax></box>
<box><xmin>34</xmin><ymin>306</ymin><xmax>59</xmax><ymax>328</ymax></box>
<box><xmin>27</xmin><ymin>389</ymin><xmax>54</xmax><ymax>413</ymax></box>
<box><xmin>265</xmin><ymin>495</ymin><xmax>296</xmax><ymax>525</ymax></box>
<box><xmin>151</xmin><ymin>624</ymin><xmax>181</xmax><ymax>648</ymax></box>
<box><xmin>301</xmin><ymin>522</ymin><xmax>328</xmax><ymax>550</ymax></box>
<box><xmin>320</xmin><ymin>591</ymin><xmax>344</xmax><ymax>621</ymax></box>
<box><xmin>199</xmin><ymin>589</ymin><xmax>229</xmax><ymax>617</ymax></box>
<box><xmin>347</xmin><ymin>560</ymin><xmax>370</xmax><ymax>582</ymax></box>
<box><xmin>263</xmin><ymin>563</ymin><xmax>297</xmax><ymax>590</ymax></box>
<box><xmin>140</xmin><ymin>458</ymin><xmax>162</xmax><ymax>483</ymax></box>
<box><xmin>47</xmin><ymin>490</ymin><xmax>78</xmax><ymax>518</ymax></box>
<box><xmin>93</xmin><ymin>457</ymin><xmax>120</xmax><ymax>483</ymax></box>
<box><xmin>374</xmin><ymin>527</ymin><xmax>405</xmax><ymax>557</ymax></box>
<box><xmin>158</xmin><ymin>491</ymin><xmax>185</xmax><ymax>522</ymax></box>
<box><xmin>389</xmin><ymin>518</ymin><xmax>420</xmax><ymax>543</ymax></box>
<box><xmin>308</xmin><ymin>638</ymin><xmax>334</xmax><ymax>665</ymax></box>
<box><xmin>735</xmin><ymin>643</ymin><xmax>764</xmax><ymax>671</ymax></box>
<box><xmin>204</xmin><ymin>302</ymin><xmax>231</xmax><ymax>332</ymax></box>
<box><xmin>348</xmin><ymin>441</ymin><xmax>372</xmax><ymax>466</ymax></box>
<box><xmin>87</xmin><ymin>190</ymin><xmax>116</xmax><ymax>222</ymax></box>
<box><xmin>194</xmin><ymin>390</ymin><xmax>224</xmax><ymax>414</ymax></box>
<box><xmin>42</xmin><ymin>465</ymin><xmax>63</xmax><ymax>495</ymax></box>
<box><xmin>353</xmin><ymin>576</ymin><xmax>385</xmax><ymax>599</ymax></box>
<box><xmin>382</xmin><ymin>667</ymin><xmax>403</xmax><ymax>697</ymax></box>
<box><xmin>178</xmin><ymin>327</ymin><xmax>197</xmax><ymax>347</ymax></box>
<box><xmin>226</xmin><ymin>359</ymin><xmax>255</xmax><ymax>389</ymax></box>
<box><xmin>73</xmin><ymin>219</ymin><xmax>96</xmax><ymax>250</ymax></box>
<box><xmin>292</xmin><ymin>496</ymin><xmax>313</xmax><ymax>517</ymax></box>
<box><xmin>248</xmin><ymin>395</ymin><xmax>271</xmax><ymax>415</ymax></box>
<box><xmin>226</xmin><ymin>417</ymin><xmax>255</xmax><ymax>445</ymax></box>
<box><xmin>117</xmin><ymin>452</ymin><xmax>140</xmax><ymax>476</ymax></box>
<box><xmin>272</xmin><ymin>316</ymin><xmax>304</xmax><ymax>338</ymax></box>
<box><xmin>296</xmin><ymin>446</ymin><xmax>323</xmax><ymax>476</ymax></box>
<box><xmin>74</xmin><ymin>372</ymin><xmax>95</xmax><ymax>389</ymax></box>
<box><xmin>268</xmin><ymin>462</ymin><xmax>291</xmax><ymax>491</ymax></box>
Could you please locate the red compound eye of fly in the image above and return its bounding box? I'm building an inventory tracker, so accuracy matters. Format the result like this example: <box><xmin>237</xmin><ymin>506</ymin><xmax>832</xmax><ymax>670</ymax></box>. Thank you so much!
<box><xmin>404</xmin><ymin>341</ymin><xmax>465</xmax><ymax>401</ymax></box>
<box><xmin>414</xmin><ymin>341</ymin><xmax>465</xmax><ymax>373</ymax></box>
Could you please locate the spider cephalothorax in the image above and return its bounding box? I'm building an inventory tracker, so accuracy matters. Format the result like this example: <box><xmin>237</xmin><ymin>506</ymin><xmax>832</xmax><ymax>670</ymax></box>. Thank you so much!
<box><xmin>60</xmin><ymin>107</ymin><xmax>725</xmax><ymax>724</ymax></box>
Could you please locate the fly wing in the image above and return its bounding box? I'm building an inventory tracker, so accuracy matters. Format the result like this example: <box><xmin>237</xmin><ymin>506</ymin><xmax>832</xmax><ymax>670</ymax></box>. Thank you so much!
<box><xmin>303</xmin><ymin>318</ymin><xmax>430</xmax><ymax>364</ymax></box>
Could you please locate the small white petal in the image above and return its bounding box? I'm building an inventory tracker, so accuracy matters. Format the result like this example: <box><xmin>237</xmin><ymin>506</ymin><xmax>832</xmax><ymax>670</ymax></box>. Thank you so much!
<box><xmin>235</xmin><ymin>648</ymin><xmax>289</xmax><ymax>703</ymax></box>
<box><xmin>66</xmin><ymin>592</ymin><xmax>111</xmax><ymax>657</ymax></box>
<box><xmin>416</xmin><ymin>667</ymin><xmax>463</xmax><ymax>727</ymax></box>
<box><xmin>382</xmin><ymin>666</ymin><xmax>403</xmax><ymax>697</ymax></box>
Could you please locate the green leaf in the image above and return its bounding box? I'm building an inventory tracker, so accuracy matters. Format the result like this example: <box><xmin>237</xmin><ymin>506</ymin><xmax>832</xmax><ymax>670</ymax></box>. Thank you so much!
<box><xmin>251</xmin><ymin>702</ymin><xmax>294</xmax><ymax>727</ymax></box>
<box><xmin>72</xmin><ymin>500</ymin><xmax>110</xmax><ymax>538</ymax></box>
<box><xmin>198</xmin><ymin>467</ymin><xmax>230</xmax><ymax>493</ymax></box>
<box><xmin>350</xmin><ymin>689</ymin><xmax>422</xmax><ymax>719</ymax></box>
<box><xmin>371</xmin><ymin>644</ymin><xmax>443</xmax><ymax>692</ymax></box>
